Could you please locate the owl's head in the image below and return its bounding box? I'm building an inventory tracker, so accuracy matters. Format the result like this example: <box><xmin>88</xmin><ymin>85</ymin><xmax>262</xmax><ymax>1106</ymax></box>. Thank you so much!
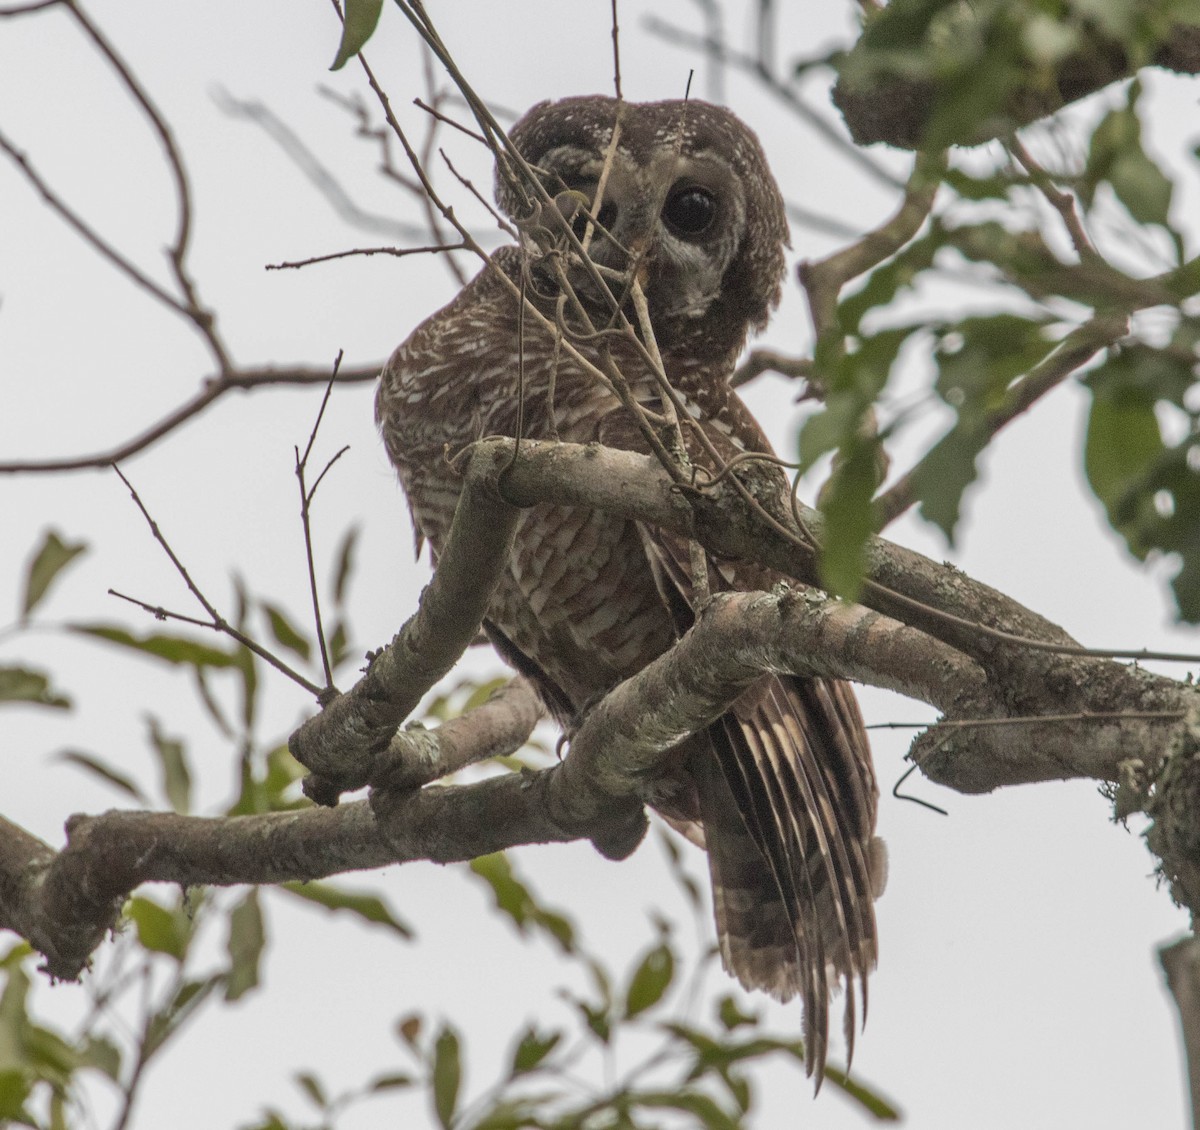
<box><xmin>496</xmin><ymin>96</ymin><xmax>789</xmax><ymax>361</ymax></box>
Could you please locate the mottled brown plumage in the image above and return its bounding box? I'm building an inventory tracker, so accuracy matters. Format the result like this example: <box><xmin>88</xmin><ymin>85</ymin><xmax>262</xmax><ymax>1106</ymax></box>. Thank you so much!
<box><xmin>377</xmin><ymin>96</ymin><xmax>884</xmax><ymax>1079</ymax></box>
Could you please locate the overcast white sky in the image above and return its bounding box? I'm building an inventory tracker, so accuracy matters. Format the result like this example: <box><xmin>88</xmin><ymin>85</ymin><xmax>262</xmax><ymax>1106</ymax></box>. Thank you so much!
<box><xmin>2</xmin><ymin>3</ymin><xmax>1198</xmax><ymax>1128</ymax></box>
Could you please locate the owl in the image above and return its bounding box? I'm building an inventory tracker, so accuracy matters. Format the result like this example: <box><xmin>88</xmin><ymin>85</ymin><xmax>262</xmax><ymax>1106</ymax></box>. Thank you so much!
<box><xmin>376</xmin><ymin>96</ymin><xmax>885</xmax><ymax>1079</ymax></box>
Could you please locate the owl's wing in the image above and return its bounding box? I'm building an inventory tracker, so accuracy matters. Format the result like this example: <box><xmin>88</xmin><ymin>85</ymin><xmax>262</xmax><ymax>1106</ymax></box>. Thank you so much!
<box><xmin>600</xmin><ymin>397</ymin><xmax>884</xmax><ymax>1082</ymax></box>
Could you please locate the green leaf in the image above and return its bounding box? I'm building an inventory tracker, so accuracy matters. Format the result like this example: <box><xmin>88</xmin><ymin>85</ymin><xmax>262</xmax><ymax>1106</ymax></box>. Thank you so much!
<box><xmin>716</xmin><ymin>995</ymin><xmax>759</xmax><ymax>1031</ymax></box>
<box><xmin>262</xmin><ymin>603</ymin><xmax>311</xmax><ymax>663</ymax></box>
<box><xmin>147</xmin><ymin>717</ymin><xmax>191</xmax><ymax>814</ymax></box>
<box><xmin>468</xmin><ymin>852</ymin><xmax>575</xmax><ymax>953</ymax></box>
<box><xmin>278</xmin><ymin>881</ymin><xmax>414</xmax><ymax>938</ymax></box>
<box><xmin>240</xmin><ymin>1111</ymin><xmax>290</xmax><ymax>1130</ymax></box>
<box><xmin>510</xmin><ymin>1027</ymin><xmax>561</xmax><ymax>1075</ymax></box>
<box><xmin>1084</xmin><ymin>83</ymin><xmax>1175</xmax><ymax>235</ymax></box>
<box><xmin>431</xmin><ymin>1025</ymin><xmax>461</xmax><ymax>1130</ymax></box>
<box><xmin>225</xmin><ymin>890</ymin><xmax>265</xmax><ymax>1002</ymax></box>
<box><xmin>1084</xmin><ymin>390</ymin><xmax>1163</xmax><ymax>549</ymax></box>
<box><xmin>0</xmin><ymin>1071</ymin><xmax>31</xmax><ymax>1121</ymax></box>
<box><xmin>0</xmin><ymin>667</ymin><xmax>70</xmax><ymax>710</ymax></box>
<box><xmin>0</xmin><ymin>961</ymin><xmax>32</xmax><ymax>1071</ymax></box>
<box><xmin>368</xmin><ymin>1072</ymin><xmax>414</xmax><ymax>1092</ymax></box>
<box><xmin>397</xmin><ymin>1013</ymin><xmax>423</xmax><ymax>1049</ymax></box>
<box><xmin>71</xmin><ymin>624</ymin><xmax>237</xmax><ymax>669</ymax></box>
<box><xmin>331</xmin><ymin>0</ymin><xmax>383</xmax><ymax>70</ymax></box>
<box><xmin>818</xmin><ymin>438</ymin><xmax>881</xmax><ymax>600</ymax></box>
<box><xmin>20</xmin><ymin>531</ymin><xmax>87</xmax><ymax>620</ymax></box>
<box><xmin>331</xmin><ymin>525</ymin><xmax>360</xmax><ymax>606</ymax></box>
<box><xmin>822</xmin><ymin>1065</ymin><xmax>903</xmax><ymax>1120</ymax></box>
<box><xmin>55</xmin><ymin>750</ymin><xmax>146</xmax><ymax>802</ymax></box>
<box><xmin>628</xmin><ymin>1089</ymin><xmax>740</xmax><ymax>1130</ymax></box>
<box><xmin>623</xmin><ymin>942</ymin><xmax>675</xmax><ymax>1019</ymax></box>
<box><xmin>143</xmin><ymin>976</ymin><xmax>220</xmax><ymax>1060</ymax></box>
<box><xmin>836</xmin><ymin>232</ymin><xmax>940</xmax><ymax>335</ymax></box>
<box><xmin>78</xmin><ymin>1035</ymin><xmax>121</xmax><ymax>1081</ymax></box>
<box><xmin>127</xmin><ymin>896</ymin><xmax>190</xmax><ymax>961</ymax></box>
<box><xmin>912</xmin><ymin>422</ymin><xmax>992</xmax><ymax>542</ymax></box>
<box><xmin>912</xmin><ymin>313</ymin><xmax>1053</xmax><ymax>543</ymax></box>
<box><xmin>295</xmin><ymin>1072</ymin><xmax>327</xmax><ymax>1110</ymax></box>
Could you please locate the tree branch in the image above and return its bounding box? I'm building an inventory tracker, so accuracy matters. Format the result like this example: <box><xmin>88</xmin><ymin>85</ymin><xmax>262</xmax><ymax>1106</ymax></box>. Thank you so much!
<box><xmin>1161</xmin><ymin>935</ymin><xmax>1200</xmax><ymax>1130</ymax></box>
<box><xmin>6</xmin><ymin>432</ymin><xmax>1200</xmax><ymax>978</ymax></box>
<box><xmin>288</xmin><ymin>467</ymin><xmax>523</xmax><ymax>801</ymax></box>
<box><xmin>832</xmin><ymin>13</ymin><xmax>1200</xmax><ymax>149</ymax></box>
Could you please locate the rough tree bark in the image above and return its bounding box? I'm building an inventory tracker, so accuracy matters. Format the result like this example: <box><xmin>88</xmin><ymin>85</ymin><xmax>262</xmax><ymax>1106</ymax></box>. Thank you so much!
<box><xmin>2</xmin><ymin>439</ymin><xmax>1196</xmax><ymax>984</ymax></box>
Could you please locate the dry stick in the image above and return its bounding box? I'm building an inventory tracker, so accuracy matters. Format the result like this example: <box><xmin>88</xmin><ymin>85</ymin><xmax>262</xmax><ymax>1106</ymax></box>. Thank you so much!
<box><xmin>413</xmin><ymin>96</ymin><xmax>488</xmax><ymax>144</ymax></box>
<box><xmin>110</xmin><ymin>467</ymin><xmax>323</xmax><ymax>696</ymax></box>
<box><xmin>1005</xmin><ymin>133</ymin><xmax>1100</xmax><ymax>263</ymax></box>
<box><xmin>1160</xmin><ymin>937</ymin><xmax>1200</xmax><ymax>1130</ymax></box>
<box><xmin>0</xmin><ymin>127</ymin><xmax>190</xmax><ymax>322</ymax></box>
<box><xmin>610</xmin><ymin>0</ymin><xmax>623</xmax><ymax>101</ymax></box>
<box><xmin>417</xmin><ymin>44</ymin><xmax>469</xmax><ymax>288</ymax></box>
<box><xmin>731</xmin><ymin>349</ymin><xmax>816</xmax><ymax>389</ymax></box>
<box><xmin>0</xmin><ymin>1</ymin><xmax>61</xmax><ymax>14</ymax></box>
<box><xmin>267</xmin><ymin>243</ymin><xmax>466</xmax><ymax>270</ymax></box>
<box><xmin>64</xmin><ymin>0</ymin><xmax>229</xmax><ymax>373</ymax></box>
<box><xmin>345</xmin><ymin>21</ymin><xmax>625</xmax><ymax>419</ymax></box>
<box><xmin>294</xmin><ymin>355</ymin><xmax>346</xmax><ymax>692</ymax></box>
<box><xmin>0</xmin><ymin>364</ymin><xmax>379</xmax><ymax>474</ymax></box>
<box><xmin>387</xmin><ymin>1</ymin><xmax>726</xmax><ymax>490</ymax></box>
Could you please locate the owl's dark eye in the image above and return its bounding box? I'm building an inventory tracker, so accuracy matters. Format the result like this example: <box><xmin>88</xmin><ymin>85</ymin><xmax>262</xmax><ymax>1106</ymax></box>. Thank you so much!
<box><xmin>662</xmin><ymin>186</ymin><xmax>717</xmax><ymax>237</ymax></box>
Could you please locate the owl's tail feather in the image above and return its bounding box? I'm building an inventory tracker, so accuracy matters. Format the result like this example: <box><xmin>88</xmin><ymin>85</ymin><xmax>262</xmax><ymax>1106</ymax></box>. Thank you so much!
<box><xmin>694</xmin><ymin>673</ymin><xmax>885</xmax><ymax>1086</ymax></box>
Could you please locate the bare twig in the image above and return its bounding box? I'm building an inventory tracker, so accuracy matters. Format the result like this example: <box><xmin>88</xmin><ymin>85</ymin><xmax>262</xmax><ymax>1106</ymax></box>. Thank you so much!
<box><xmin>295</xmin><ymin>354</ymin><xmax>346</xmax><ymax>691</ymax></box>
<box><xmin>266</xmin><ymin>243</ymin><xmax>466</xmax><ymax>270</ymax></box>
<box><xmin>610</xmin><ymin>0</ymin><xmax>623</xmax><ymax>101</ymax></box>
<box><xmin>800</xmin><ymin>149</ymin><xmax>947</xmax><ymax>338</ymax></box>
<box><xmin>110</xmin><ymin>468</ymin><xmax>323</xmax><ymax>696</ymax></box>
<box><xmin>1161</xmin><ymin>936</ymin><xmax>1200</xmax><ymax>1130</ymax></box>
<box><xmin>0</xmin><ymin>0</ymin><xmax>61</xmax><ymax>14</ymax></box>
<box><xmin>413</xmin><ymin>97</ymin><xmax>487</xmax><ymax>144</ymax></box>
<box><xmin>289</xmin><ymin>465</ymin><xmax>523</xmax><ymax>800</ymax></box>
<box><xmin>1005</xmin><ymin>134</ymin><xmax>1100</xmax><ymax>263</ymax></box>
<box><xmin>64</xmin><ymin>0</ymin><xmax>229</xmax><ymax>372</ymax></box>
<box><xmin>730</xmin><ymin>348</ymin><xmax>816</xmax><ymax>389</ymax></box>
<box><xmin>0</xmin><ymin>364</ymin><xmax>378</xmax><ymax>474</ymax></box>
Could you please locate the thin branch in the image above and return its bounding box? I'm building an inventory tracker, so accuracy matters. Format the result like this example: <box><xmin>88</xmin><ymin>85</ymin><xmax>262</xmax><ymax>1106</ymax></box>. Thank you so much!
<box><xmin>0</xmin><ymin>0</ymin><xmax>61</xmax><ymax>14</ymax></box>
<box><xmin>266</xmin><ymin>243</ymin><xmax>466</xmax><ymax>270</ymax></box>
<box><xmin>1161</xmin><ymin>935</ymin><xmax>1200</xmax><ymax>1130</ymax></box>
<box><xmin>370</xmin><ymin>676</ymin><xmax>545</xmax><ymax>789</ymax></box>
<box><xmin>0</xmin><ymin>364</ymin><xmax>379</xmax><ymax>474</ymax></box>
<box><xmin>110</xmin><ymin>470</ymin><xmax>323</xmax><ymax>696</ymax></box>
<box><xmin>873</xmin><ymin>312</ymin><xmax>1129</xmax><ymax>527</ymax></box>
<box><xmin>216</xmin><ymin>86</ymin><xmax>432</xmax><ymax>240</ymax></box>
<box><xmin>63</xmin><ymin>0</ymin><xmax>229</xmax><ymax>373</ymax></box>
<box><xmin>1005</xmin><ymin>134</ymin><xmax>1100</xmax><ymax>263</ymax></box>
<box><xmin>730</xmin><ymin>348</ymin><xmax>816</xmax><ymax>389</ymax></box>
<box><xmin>413</xmin><ymin>97</ymin><xmax>487</xmax><ymax>144</ymax></box>
<box><xmin>294</xmin><ymin>357</ymin><xmax>345</xmax><ymax>691</ymax></box>
<box><xmin>0</xmin><ymin>126</ymin><xmax>192</xmax><ymax>322</ymax></box>
<box><xmin>800</xmin><ymin>149</ymin><xmax>947</xmax><ymax>339</ymax></box>
<box><xmin>610</xmin><ymin>0</ymin><xmax>623</xmax><ymax>101</ymax></box>
<box><xmin>288</xmin><ymin>467</ymin><xmax>523</xmax><ymax>800</ymax></box>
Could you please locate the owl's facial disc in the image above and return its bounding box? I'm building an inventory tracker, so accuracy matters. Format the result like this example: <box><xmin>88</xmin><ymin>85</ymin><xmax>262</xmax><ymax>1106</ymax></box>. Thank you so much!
<box><xmin>531</xmin><ymin>145</ymin><xmax>748</xmax><ymax>325</ymax></box>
